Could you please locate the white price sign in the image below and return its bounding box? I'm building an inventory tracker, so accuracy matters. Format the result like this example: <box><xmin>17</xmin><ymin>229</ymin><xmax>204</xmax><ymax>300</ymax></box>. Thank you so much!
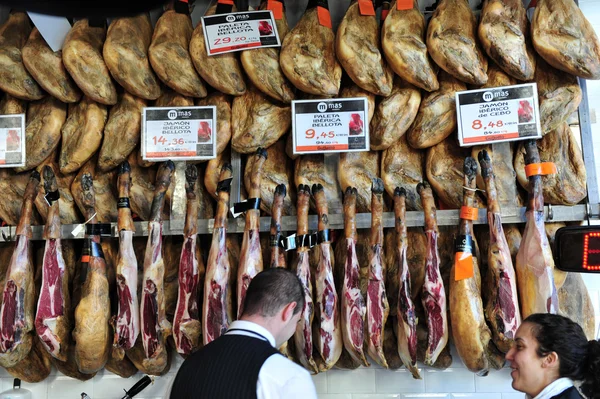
<box><xmin>202</xmin><ymin>10</ymin><xmax>281</xmax><ymax>56</ymax></box>
<box><xmin>456</xmin><ymin>83</ymin><xmax>542</xmax><ymax>146</ymax></box>
<box><xmin>292</xmin><ymin>98</ymin><xmax>370</xmax><ymax>154</ymax></box>
<box><xmin>142</xmin><ymin>106</ymin><xmax>217</xmax><ymax>162</ymax></box>
<box><xmin>0</xmin><ymin>114</ymin><xmax>25</xmax><ymax>168</ymax></box>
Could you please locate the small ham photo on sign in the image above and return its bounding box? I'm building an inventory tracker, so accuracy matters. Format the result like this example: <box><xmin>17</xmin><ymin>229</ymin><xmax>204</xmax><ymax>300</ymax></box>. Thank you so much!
<box><xmin>197</xmin><ymin>121</ymin><xmax>212</xmax><ymax>143</ymax></box>
<box><xmin>518</xmin><ymin>100</ymin><xmax>534</xmax><ymax>123</ymax></box>
<box><xmin>6</xmin><ymin>129</ymin><xmax>19</xmax><ymax>151</ymax></box>
<box><xmin>349</xmin><ymin>113</ymin><xmax>364</xmax><ymax>136</ymax></box>
<box><xmin>258</xmin><ymin>20</ymin><xmax>273</xmax><ymax>36</ymax></box>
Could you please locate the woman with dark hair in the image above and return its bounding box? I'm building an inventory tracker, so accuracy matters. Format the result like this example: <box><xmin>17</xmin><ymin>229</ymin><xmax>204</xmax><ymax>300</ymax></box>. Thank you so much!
<box><xmin>506</xmin><ymin>313</ymin><xmax>600</xmax><ymax>399</ymax></box>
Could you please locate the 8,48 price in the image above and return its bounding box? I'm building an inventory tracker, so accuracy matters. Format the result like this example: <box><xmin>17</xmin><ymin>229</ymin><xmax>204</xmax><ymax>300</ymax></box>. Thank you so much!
<box><xmin>306</xmin><ymin>129</ymin><xmax>335</xmax><ymax>139</ymax></box>
<box><xmin>472</xmin><ymin>120</ymin><xmax>504</xmax><ymax>130</ymax></box>
<box><xmin>153</xmin><ymin>136</ymin><xmax>185</xmax><ymax>146</ymax></box>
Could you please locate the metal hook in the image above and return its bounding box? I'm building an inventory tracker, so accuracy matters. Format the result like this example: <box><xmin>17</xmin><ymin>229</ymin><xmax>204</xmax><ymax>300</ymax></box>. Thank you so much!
<box><xmin>547</xmin><ymin>203</ymin><xmax>554</xmax><ymax>221</ymax></box>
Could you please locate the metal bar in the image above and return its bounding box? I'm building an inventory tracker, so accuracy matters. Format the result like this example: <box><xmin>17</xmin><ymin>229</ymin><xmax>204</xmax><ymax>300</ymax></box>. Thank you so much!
<box><xmin>7</xmin><ymin>204</ymin><xmax>596</xmax><ymax>242</ymax></box>
<box><xmin>230</xmin><ymin>150</ymin><xmax>242</xmax><ymax>207</ymax></box>
<box><xmin>577</xmin><ymin>77</ymin><xmax>600</xmax><ymax>205</ymax></box>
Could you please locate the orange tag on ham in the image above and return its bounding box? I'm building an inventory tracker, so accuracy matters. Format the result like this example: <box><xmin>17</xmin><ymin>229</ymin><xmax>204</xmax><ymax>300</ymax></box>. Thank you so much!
<box><xmin>217</xmin><ymin>0</ymin><xmax>234</xmax><ymax>4</ymax></box>
<box><xmin>525</xmin><ymin>162</ymin><xmax>557</xmax><ymax>177</ymax></box>
<box><xmin>81</xmin><ymin>255</ymin><xmax>90</xmax><ymax>263</ymax></box>
<box><xmin>454</xmin><ymin>252</ymin><xmax>474</xmax><ymax>281</ymax></box>
<box><xmin>460</xmin><ymin>206</ymin><xmax>479</xmax><ymax>221</ymax></box>
<box><xmin>397</xmin><ymin>0</ymin><xmax>413</xmax><ymax>10</ymax></box>
<box><xmin>267</xmin><ymin>1</ymin><xmax>283</xmax><ymax>20</ymax></box>
<box><xmin>358</xmin><ymin>0</ymin><xmax>376</xmax><ymax>15</ymax></box>
<box><xmin>317</xmin><ymin>6</ymin><xmax>332</xmax><ymax>28</ymax></box>
<box><xmin>454</xmin><ymin>234</ymin><xmax>474</xmax><ymax>281</ymax></box>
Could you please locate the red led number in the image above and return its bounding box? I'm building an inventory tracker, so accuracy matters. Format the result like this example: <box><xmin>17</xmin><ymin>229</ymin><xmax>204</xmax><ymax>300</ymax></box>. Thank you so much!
<box><xmin>583</xmin><ymin>232</ymin><xmax>600</xmax><ymax>271</ymax></box>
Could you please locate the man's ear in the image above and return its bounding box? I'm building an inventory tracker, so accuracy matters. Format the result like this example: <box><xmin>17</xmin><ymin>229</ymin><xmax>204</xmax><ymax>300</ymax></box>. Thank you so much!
<box><xmin>282</xmin><ymin>302</ymin><xmax>298</xmax><ymax>322</ymax></box>
<box><xmin>543</xmin><ymin>352</ymin><xmax>559</xmax><ymax>369</ymax></box>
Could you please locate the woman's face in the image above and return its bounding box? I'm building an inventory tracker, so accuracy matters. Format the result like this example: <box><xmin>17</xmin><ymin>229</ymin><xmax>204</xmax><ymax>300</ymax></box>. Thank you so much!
<box><xmin>505</xmin><ymin>322</ymin><xmax>552</xmax><ymax>397</ymax></box>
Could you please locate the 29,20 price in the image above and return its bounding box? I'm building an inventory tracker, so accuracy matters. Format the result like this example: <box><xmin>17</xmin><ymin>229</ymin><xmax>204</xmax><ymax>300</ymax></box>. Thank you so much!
<box><xmin>153</xmin><ymin>136</ymin><xmax>185</xmax><ymax>146</ymax></box>
<box><xmin>305</xmin><ymin>129</ymin><xmax>334</xmax><ymax>139</ymax></box>
<box><xmin>472</xmin><ymin>120</ymin><xmax>504</xmax><ymax>130</ymax></box>
<box><xmin>214</xmin><ymin>37</ymin><xmax>247</xmax><ymax>45</ymax></box>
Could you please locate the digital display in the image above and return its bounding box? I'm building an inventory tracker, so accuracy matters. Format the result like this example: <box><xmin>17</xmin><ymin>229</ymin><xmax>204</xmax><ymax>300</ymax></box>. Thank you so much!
<box><xmin>554</xmin><ymin>227</ymin><xmax>600</xmax><ymax>273</ymax></box>
<box><xmin>583</xmin><ymin>232</ymin><xmax>600</xmax><ymax>271</ymax></box>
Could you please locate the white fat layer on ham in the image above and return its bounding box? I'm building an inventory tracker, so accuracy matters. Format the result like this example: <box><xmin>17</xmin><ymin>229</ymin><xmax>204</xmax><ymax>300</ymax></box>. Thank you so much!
<box><xmin>115</xmin><ymin>230</ymin><xmax>139</xmax><ymax>351</ymax></box>
<box><xmin>341</xmin><ymin>238</ymin><xmax>367</xmax><ymax>365</ymax></box>
<box><xmin>203</xmin><ymin>227</ymin><xmax>230</xmax><ymax>345</ymax></box>
<box><xmin>315</xmin><ymin>242</ymin><xmax>342</xmax><ymax>370</ymax></box>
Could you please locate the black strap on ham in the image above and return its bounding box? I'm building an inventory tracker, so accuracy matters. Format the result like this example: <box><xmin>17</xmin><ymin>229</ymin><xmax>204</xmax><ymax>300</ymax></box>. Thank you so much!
<box><xmin>117</xmin><ymin>197</ymin><xmax>131</xmax><ymax>209</ymax></box>
<box><xmin>216</xmin><ymin>0</ymin><xmax>234</xmax><ymax>14</ymax></box>
<box><xmin>44</xmin><ymin>190</ymin><xmax>60</xmax><ymax>206</ymax></box>
<box><xmin>174</xmin><ymin>0</ymin><xmax>189</xmax><ymax>14</ymax></box>
<box><xmin>85</xmin><ymin>224</ymin><xmax>112</xmax><ymax>236</ymax></box>
<box><xmin>454</xmin><ymin>234</ymin><xmax>474</xmax><ymax>254</ymax></box>
<box><xmin>317</xmin><ymin>229</ymin><xmax>330</xmax><ymax>244</ymax></box>
<box><xmin>216</xmin><ymin>177</ymin><xmax>233</xmax><ymax>194</ymax></box>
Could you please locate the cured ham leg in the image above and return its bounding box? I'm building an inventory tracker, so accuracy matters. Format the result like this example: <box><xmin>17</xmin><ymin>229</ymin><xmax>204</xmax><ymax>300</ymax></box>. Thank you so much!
<box><xmin>312</xmin><ymin>184</ymin><xmax>342</xmax><ymax>371</ymax></box>
<box><xmin>237</xmin><ymin>149</ymin><xmax>267</xmax><ymax>318</ymax></box>
<box><xmin>393</xmin><ymin>188</ymin><xmax>419</xmax><ymax>378</ymax></box>
<box><xmin>366</xmin><ymin>178</ymin><xmax>389</xmax><ymax>368</ymax></box>
<box><xmin>417</xmin><ymin>181</ymin><xmax>448</xmax><ymax>365</ymax></box>
<box><xmin>269</xmin><ymin>184</ymin><xmax>292</xmax><ymax>358</ymax></box>
<box><xmin>340</xmin><ymin>187</ymin><xmax>368</xmax><ymax>367</ymax></box>
<box><xmin>478</xmin><ymin>150</ymin><xmax>521</xmax><ymax>353</ymax></box>
<box><xmin>112</xmin><ymin>161</ymin><xmax>139</xmax><ymax>360</ymax></box>
<box><xmin>0</xmin><ymin>172</ymin><xmax>39</xmax><ymax>368</ymax></box>
<box><xmin>72</xmin><ymin>173</ymin><xmax>111</xmax><ymax>373</ymax></box>
<box><xmin>35</xmin><ymin>166</ymin><xmax>71</xmax><ymax>361</ymax></box>
<box><xmin>450</xmin><ymin>158</ymin><xmax>503</xmax><ymax>375</ymax></box>
<box><xmin>173</xmin><ymin>165</ymin><xmax>204</xmax><ymax>356</ymax></box>
<box><xmin>269</xmin><ymin>184</ymin><xmax>287</xmax><ymax>269</ymax></box>
<box><xmin>516</xmin><ymin>141</ymin><xmax>558</xmax><ymax>318</ymax></box>
<box><xmin>202</xmin><ymin>164</ymin><xmax>233</xmax><ymax>345</ymax></box>
<box><xmin>139</xmin><ymin>161</ymin><xmax>174</xmax><ymax>373</ymax></box>
<box><xmin>294</xmin><ymin>185</ymin><xmax>318</xmax><ymax>373</ymax></box>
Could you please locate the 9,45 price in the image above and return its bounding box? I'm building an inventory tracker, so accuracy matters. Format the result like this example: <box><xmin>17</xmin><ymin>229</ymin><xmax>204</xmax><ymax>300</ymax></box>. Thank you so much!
<box><xmin>153</xmin><ymin>136</ymin><xmax>185</xmax><ymax>146</ymax></box>
<box><xmin>472</xmin><ymin>120</ymin><xmax>504</xmax><ymax>130</ymax></box>
<box><xmin>305</xmin><ymin>129</ymin><xmax>335</xmax><ymax>139</ymax></box>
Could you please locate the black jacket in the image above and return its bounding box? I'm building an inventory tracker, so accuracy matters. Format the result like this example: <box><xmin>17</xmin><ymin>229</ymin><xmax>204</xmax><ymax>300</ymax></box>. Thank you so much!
<box><xmin>551</xmin><ymin>386</ymin><xmax>584</xmax><ymax>399</ymax></box>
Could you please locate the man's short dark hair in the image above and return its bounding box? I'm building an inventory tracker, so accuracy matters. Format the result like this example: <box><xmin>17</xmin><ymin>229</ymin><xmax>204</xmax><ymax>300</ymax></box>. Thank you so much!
<box><xmin>242</xmin><ymin>268</ymin><xmax>305</xmax><ymax>318</ymax></box>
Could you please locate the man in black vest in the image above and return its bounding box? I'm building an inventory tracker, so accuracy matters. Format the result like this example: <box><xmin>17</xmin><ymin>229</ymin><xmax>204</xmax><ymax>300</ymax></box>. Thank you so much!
<box><xmin>168</xmin><ymin>267</ymin><xmax>318</xmax><ymax>399</ymax></box>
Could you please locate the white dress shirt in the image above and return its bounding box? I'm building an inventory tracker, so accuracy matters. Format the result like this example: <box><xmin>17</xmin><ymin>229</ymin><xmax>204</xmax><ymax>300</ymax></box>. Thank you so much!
<box><xmin>226</xmin><ymin>320</ymin><xmax>318</xmax><ymax>399</ymax></box>
<box><xmin>164</xmin><ymin>320</ymin><xmax>318</xmax><ymax>399</ymax></box>
<box><xmin>526</xmin><ymin>378</ymin><xmax>575</xmax><ymax>399</ymax></box>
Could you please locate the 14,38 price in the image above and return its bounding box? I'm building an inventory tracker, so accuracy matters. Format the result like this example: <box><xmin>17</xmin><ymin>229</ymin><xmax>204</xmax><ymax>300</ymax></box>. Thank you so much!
<box><xmin>472</xmin><ymin>120</ymin><xmax>504</xmax><ymax>129</ymax></box>
<box><xmin>153</xmin><ymin>136</ymin><xmax>185</xmax><ymax>146</ymax></box>
<box><xmin>305</xmin><ymin>129</ymin><xmax>335</xmax><ymax>139</ymax></box>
